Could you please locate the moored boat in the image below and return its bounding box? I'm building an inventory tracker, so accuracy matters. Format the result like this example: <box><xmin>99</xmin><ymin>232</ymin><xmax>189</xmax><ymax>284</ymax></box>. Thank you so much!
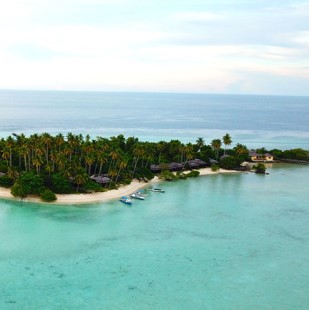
<box><xmin>130</xmin><ymin>192</ymin><xmax>145</xmax><ymax>200</ymax></box>
<box><xmin>147</xmin><ymin>187</ymin><xmax>165</xmax><ymax>193</ymax></box>
<box><xmin>119</xmin><ymin>196</ymin><xmax>133</xmax><ymax>205</ymax></box>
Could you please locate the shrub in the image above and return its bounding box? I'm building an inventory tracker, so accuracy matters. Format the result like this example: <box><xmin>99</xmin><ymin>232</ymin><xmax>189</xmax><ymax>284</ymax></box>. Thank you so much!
<box><xmin>0</xmin><ymin>175</ymin><xmax>14</xmax><ymax>188</ymax></box>
<box><xmin>185</xmin><ymin>170</ymin><xmax>200</xmax><ymax>177</ymax></box>
<box><xmin>220</xmin><ymin>156</ymin><xmax>239</xmax><ymax>170</ymax></box>
<box><xmin>176</xmin><ymin>171</ymin><xmax>187</xmax><ymax>180</ymax></box>
<box><xmin>253</xmin><ymin>163</ymin><xmax>266</xmax><ymax>174</ymax></box>
<box><xmin>0</xmin><ymin>161</ymin><xmax>8</xmax><ymax>173</ymax></box>
<box><xmin>40</xmin><ymin>189</ymin><xmax>57</xmax><ymax>202</ymax></box>
<box><xmin>12</xmin><ymin>172</ymin><xmax>44</xmax><ymax>197</ymax></box>
<box><xmin>135</xmin><ymin>167</ymin><xmax>154</xmax><ymax>181</ymax></box>
<box><xmin>11</xmin><ymin>183</ymin><xmax>27</xmax><ymax>198</ymax></box>
<box><xmin>51</xmin><ymin>173</ymin><xmax>73</xmax><ymax>194</ymax></box>
<box><xmin>211</xmin><ymin>164</ymin><xmax>220</xmax><ymax>172</ymax></box>
<box><xmin>83</xmin><ymin>180</ymin><xmax>104</xmax><ymax>192</ymax></box>
<box><xmin>159</xmin><ymin>170</ymin><xmax>176</xmax><ymax>181</ymax></box>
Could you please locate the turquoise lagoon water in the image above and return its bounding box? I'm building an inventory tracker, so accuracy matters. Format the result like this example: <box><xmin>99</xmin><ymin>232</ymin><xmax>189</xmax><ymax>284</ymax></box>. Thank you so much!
<box><xmin>1</xmin><ymin>164</ymin><xmax>308</xmax><ymax>309</ymax></box>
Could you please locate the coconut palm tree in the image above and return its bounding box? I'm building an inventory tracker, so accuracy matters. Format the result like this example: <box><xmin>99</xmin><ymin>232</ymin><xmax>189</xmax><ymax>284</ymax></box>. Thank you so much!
<box><xmin>5</xmin><ymin>136</ymin><xmax>15</xmax><ymax>167</ymax></box>
<box><xmin>115</xmin><ymin>158</ymin><xmax>128</xmax><ymax>183</ymax></box>
<box><xmin>195</xmin><ymin>137</ymin><xmax>205</xmax><ymax>153</ymax></box>
<box><xmin>33</xmin><ymin>156</ymin><xmax>43</xmax><ymax>175</ymax></box>
<box><xmin>132</xmin><ymin>143</ymin><xmax>145</xmax><ymax>176</ymax></box>
<box><xmin>211</xmin><ymin>139</ymin><xmax>222</xmax><ymax>160</ymax></box>
<box><xmin>223</xmin><ymin>133</ymin><xmax>232</xmax><ymax>155</ymax></box>
<box><xmin>156</xmin><ymin>141</ymin><xmax>166</xmax><ymax>164</ymax></box>
<box><xmin>1</xmin><ymin>147</ymin><xmax>10</xmax><ymax>167</ymax></box>
<box><xmin>234</xmin><ymin>143</ymin><xmax>248</xmax><ymax>158</ymax></box>
<box><xmin>74</xmin><ymin>168</ymin><xmax>88</xmax><ymax>192</ymax></box>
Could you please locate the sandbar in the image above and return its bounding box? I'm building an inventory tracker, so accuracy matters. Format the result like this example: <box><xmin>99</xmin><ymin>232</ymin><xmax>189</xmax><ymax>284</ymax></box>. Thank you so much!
<box><xmin>0</xmin><ymin>168</ymin><xmax>239</xmax><ymax>205</ymax></box>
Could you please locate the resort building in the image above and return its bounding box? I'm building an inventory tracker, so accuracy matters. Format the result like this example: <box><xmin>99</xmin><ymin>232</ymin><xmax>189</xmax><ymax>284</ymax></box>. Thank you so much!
<box><xmin>150</xmin><ymin>159</ymin><xmax>207</xmax><ymax>173</ymax></box>
<box><xmin>249</xmin><ymin>151</ymin><xmax>274</xmax><ymax>162</ymax></box>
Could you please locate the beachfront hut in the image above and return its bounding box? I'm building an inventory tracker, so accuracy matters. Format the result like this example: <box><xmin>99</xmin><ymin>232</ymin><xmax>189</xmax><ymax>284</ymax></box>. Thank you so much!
<box><xmin>168</xmin><ymin>162</ymin><xmax>183</xmax><ymax>171</ymax></box>
<box><xmin>90</xmin><ymin>175</ymin><xmax>111</xmax><ymax>185</ymax></box>
<box><xmin>150</xmin><ymin>164</ymin><xmax>161</xmax><ymax>173</ymax></box>
<box><xmin>209</xmin><ymin>158</ymin><xmax>218</xmax><ymax>165</ymax></box>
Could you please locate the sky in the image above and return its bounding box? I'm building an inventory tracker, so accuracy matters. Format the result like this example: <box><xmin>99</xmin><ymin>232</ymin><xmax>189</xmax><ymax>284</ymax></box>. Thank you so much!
<box><xmin>0</xmin><ymin>0</ymin><xmax>308</xmax><ymax>95</ymax></box>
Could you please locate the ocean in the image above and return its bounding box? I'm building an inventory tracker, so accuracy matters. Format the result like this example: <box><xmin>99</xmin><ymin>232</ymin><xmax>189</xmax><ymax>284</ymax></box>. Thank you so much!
<box><xmin>0</xmin><ymin>90</ymin><xmax>309</xmax><ymax>309</ymax></box>
<box><xmin>0</xmin><ymin>90</ymin><xmax>308</xmax><ymax>149</ymax></box>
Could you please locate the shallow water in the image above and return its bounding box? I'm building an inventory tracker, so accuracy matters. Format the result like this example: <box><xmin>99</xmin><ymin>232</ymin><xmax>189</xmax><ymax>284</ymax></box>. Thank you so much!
<box><xmin>0</xmin><ymin>164</ymin><xmax>308</xmax><ymax>309</ymax></box>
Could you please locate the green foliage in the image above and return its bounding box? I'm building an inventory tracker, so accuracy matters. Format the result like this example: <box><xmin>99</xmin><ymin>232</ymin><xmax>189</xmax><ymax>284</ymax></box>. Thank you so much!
<box><xmin>121</xmin><ymin>178</ymin><xmax>132</xmax><ymax>185</ymax></box>
<box><xmin>13</xmin><ymin>172</ymin><xmax>44</xmax><ymax>197</ymax></box>
<box><xmin>40</xmin><ymin>189</ymin><xmax>57</xmax><ymax>202</ymax></box>
<box><xmin>51</xmin><ymin>173</ymin><xmax>73</xmax><ymax>194</ymax></box>
<box><xmin>176</xmin><ymin>171</ymin><xmax>187</xmax><ymax>179</ymax></box>
<box><xmin>83</xmin><ymin>180</ymin><xmax>104</xmax><ymax>192</ymax></box>
<box><xmin>159</xmin><ymin>170</ymin><xmax>176</xmax><ymax>181</ymax></box>
<box><xmin>219</xmin><ymin>156</ymin><xmax>239</xmax><ymax>170</ymax></box>
<box><xmin>269</xmin><ymin>149</ymin><xmax>283</xmax><ymax>160</ymax></box>
<box><xmin>185</xmin><ymin>170</ymin><xmax>200</xmax><ymax>177</ymax></box>
<box><xmin>253</xmin><ymin>163</ymin><xmax>266</xmax><ymax>174</ymax></box>
<box><xmin>0</xmin><ymin>161</ymin><xmax>8</xmax><ymax>173</ymax></box>
<box><xmin>11</xmin><ymin>183</ymin><xmax>27</xmax><ymax>198</ymax></box>
<box><xmin>211</xmin><ymin>164</ymin><xmax>220</xmax><ymax>171</ymax></box>
<box><xmin>0</xmin><ymin>175</ymin><xmax>14</xmax><ymax>188</ymax></box>
<box><xmin>135</xmin><ymin>167</ymin><xmax>154</xmax><ymax>181</ymax></box>
<box><xmin>281</xmin><ymin>149</ymin><xmax>309</xmax><ymax>161</ymax></box>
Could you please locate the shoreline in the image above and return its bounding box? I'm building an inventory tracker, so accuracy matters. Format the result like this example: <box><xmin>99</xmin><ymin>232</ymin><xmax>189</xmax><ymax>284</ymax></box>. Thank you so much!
<box><xmin>0</xmin><ymin>168</ymin><xmax>240</xmax><ymax>205</ymax></box>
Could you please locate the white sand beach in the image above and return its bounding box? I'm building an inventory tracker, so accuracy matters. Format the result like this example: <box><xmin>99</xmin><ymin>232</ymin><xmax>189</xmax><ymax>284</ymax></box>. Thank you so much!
<box><xmin>0</xmin><ymin>168</ymin><xmax>240</xmax><ymax>205</ymax></box>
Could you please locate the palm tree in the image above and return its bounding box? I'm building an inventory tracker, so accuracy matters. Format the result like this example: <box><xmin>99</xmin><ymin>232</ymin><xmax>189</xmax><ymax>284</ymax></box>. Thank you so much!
<box><xmin>195</xmin><ymin>137</ymin><xmax>205</xmax><ymax>153</ymax></box>
<box><xmin>42</xmin><ymin>132</ymin><xmax>52</xmax><ymax>164</ymax></box>
<box><xmin>115</xmin><ymin>158</ymin><xmax>128</xmax><ymax>183</ymax></box>
<box><xmin>132</xmin><ymin>143</ymin><xmax>145</xmax><ymax>176</ymax></box>
<box><xmin>223</xmin><ymin>133</ymin><xmax>232</xmax><ymax>155</ymax></box>
<box><xmin>84</xmin><ymin>154</ymin><xmax>95</xmax><ymax>175</ymax></box>
<box><xmin>1</xmin><ymin>147</ymin><xmax>10</xmax><ymax>166</ymax></box>
<box><xmin>45</xmin><ymin>161</ymin><xmax>54</xmax><ymax>176</ymax></box>
<box><xmin>234</xmin><ymin>143</ymin><xmax>248</xmax><ymax>158</ymax></box>
<box><xmin>7</xmin><ymin>166</ymin><xmax>19</xmax><ymax>180</ymax></box>
<box><xmin>97</xmin><ymin>152</ymin><xmax>107</xmax><ymax>176</ymax></box>
<box><xmin>156</xmin><ymin>141</ymin><xmax>166</xmax><ymax>164</ymax></box>
<box><xmin>108</xmin><ymin>168</ymin><xmax>118</xmax><ymax>188</ymax></box>
<box><xmin>211</xmin><ymin>139</ymin><xmax>222</xmax><ymax>160</ymax></box>
<box><xmin>74</xmin><ymin>168</ymin><xmax>88</xmax><ymax>192</ymax></box>
<box><xmin>55</xmin><ymin>133</ymin><xmax>65</xmax><ymax>152</ymax></box>
<box><xmin>18</xmin><ymin>143</ymin><xmax>29</xmax><ymax>171</ymax></box>
<box><xmin>33</xmin><ymin>156</ymin><xmax>43</xmax><ymax>175</ymax></box>
<box><xmin>5</xmin><ymin>136</ymin><xmax>15</xmax><ymax>167</ymax></box>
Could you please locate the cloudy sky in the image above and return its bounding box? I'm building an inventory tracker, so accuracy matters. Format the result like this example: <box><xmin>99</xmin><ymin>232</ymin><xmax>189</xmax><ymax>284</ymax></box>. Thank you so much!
<box><xmin>0</xmin><ymin>0</ymin><xmax>308</xmax><ymax>95</ymax></box>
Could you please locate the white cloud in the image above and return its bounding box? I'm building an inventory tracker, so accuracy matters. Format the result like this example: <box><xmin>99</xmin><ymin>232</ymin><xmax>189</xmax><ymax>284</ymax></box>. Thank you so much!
<box><xmin>171</xmin><ymin>12</ymin><xmax>224</xmax><ymax>22</ymax></box>
<box><xmin>0</xmin><ymin>0</ymin><xmax>308</xmax><ymax>94</ymax></box>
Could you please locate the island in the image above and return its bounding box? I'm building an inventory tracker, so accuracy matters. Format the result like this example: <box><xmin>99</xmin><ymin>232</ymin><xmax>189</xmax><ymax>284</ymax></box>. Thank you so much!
<box><xmin>0</xmin><ymin>133</ymin><xmax>308</xmax><ymax>204</ymax></box>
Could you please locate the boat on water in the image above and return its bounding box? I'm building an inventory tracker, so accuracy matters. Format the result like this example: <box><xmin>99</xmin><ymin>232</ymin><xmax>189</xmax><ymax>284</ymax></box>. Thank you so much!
<box><xmin>130</xmin><ymin>192</ymin><xmax>145</xmax><ymax>200</ymax></box>
<box><xmin>119</xmin><ymin>196</ymin><xmax>133</xmax><ymax>205</ymax></box>
<box><xmin>147</xmin><ymin>187</ymin><xmax>165</xmax><ymax>193</ymax></box>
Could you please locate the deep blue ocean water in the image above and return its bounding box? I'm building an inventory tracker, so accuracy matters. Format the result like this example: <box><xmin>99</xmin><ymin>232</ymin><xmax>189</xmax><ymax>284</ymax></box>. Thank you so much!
<box><xmin>0</xmin><ymin>91</ymin><xmax>308</xmax><ymax>309</ymax></box>
<box><xmin>0</xmin><ymin>90</ymin><xmax>308</xmax><ymax>149</ymax></box>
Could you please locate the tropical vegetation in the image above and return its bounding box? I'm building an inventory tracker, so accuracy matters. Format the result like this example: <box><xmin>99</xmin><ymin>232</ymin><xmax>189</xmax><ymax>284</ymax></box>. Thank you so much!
<box><xmin>0</xmin><ymin>132</ymin><xmax>307</xmax><ymax>202</ymax></box>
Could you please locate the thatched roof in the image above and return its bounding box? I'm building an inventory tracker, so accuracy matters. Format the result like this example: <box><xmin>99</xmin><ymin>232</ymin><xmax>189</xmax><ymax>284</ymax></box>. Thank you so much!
<box><xmin>90</xmin><ymin>175</ymin><xmax>110</xmax><ymax>184</ymax></box>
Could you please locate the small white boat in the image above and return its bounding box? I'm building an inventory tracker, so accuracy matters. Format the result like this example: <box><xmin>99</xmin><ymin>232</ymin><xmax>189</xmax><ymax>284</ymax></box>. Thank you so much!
<box><xmin>130</xmin><ymin>192</ymin><xmax>145</xmax><ymax>200</ymax></box>
<box><xmin>119</xmin><ymin>196</ymin><xmax>133</xmax><ymax>205</ymax></box>
<box><xmin>147</xmin><ymin>187</ymin><xmax>165</xmax><ymax>193</ymax></box>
